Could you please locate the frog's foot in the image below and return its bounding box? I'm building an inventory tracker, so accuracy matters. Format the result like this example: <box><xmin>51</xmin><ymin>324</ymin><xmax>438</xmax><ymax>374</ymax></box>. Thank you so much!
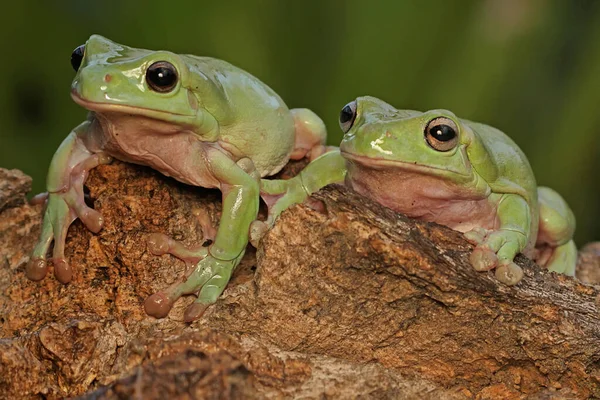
<box><xmin>26</xmin><ymin>153</ymin><xmax>112</xmax><ymax>283</ymax></box>
<box><xmin>537</xmin><ymin>240</ymin><xmax>577</xmax><ymax>276</ymax></box>
<box><xmin>144</xmin><ymin>254</ymin><xmax>238</xmax><ymax>321</ymax></box>
<box><xmin>465</xmin><ymin>228</ymin><xmax>525</xmax><ymax>285</ymax></box>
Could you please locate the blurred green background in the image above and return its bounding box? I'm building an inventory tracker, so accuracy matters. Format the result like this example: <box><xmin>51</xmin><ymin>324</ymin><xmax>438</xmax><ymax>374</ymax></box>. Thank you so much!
<box><xmin>0</xmin><ymin>0</ymin><xmax>598</xmax><ymax>244</ymax></box>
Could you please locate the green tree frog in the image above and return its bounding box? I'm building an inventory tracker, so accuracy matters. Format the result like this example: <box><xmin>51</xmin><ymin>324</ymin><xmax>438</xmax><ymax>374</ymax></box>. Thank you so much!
<box><xmin>261</xmin><ymin>96</ymin><xmax>577</xmax><ymax>284</ymax></box>
<box><xmin>27</xmin><ymin>35</ymin><xmax>327</xmax><ymax>321</ymax></box>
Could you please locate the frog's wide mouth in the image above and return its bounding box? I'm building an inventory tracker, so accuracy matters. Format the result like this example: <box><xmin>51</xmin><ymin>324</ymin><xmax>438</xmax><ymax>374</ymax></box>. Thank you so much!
<box><xmin>70</xmin><ymin>89</ymin><xmax>193</xmax><ymax>118</ymax></box>
<box><xmin>341</xmin><ymin>150</ymin><xmax>472</xmax><ymax>178</ymax></box>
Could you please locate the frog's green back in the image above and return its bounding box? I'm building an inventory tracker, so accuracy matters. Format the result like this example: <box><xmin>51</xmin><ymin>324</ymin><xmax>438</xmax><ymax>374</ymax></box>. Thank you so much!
<box><xmin>464</xmin><ymin>119</ymin><xmax>538</xmax><ymax>206</ymax></box>
<box><xmin>182</xmin><ymin>55</ymin><xmax>296</xmax><ymax>176</ymax></box>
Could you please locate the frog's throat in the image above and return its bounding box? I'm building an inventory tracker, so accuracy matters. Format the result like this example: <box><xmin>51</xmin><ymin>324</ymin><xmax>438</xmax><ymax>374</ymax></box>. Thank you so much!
<box><xmin>71</xmin><ymin>90</ymin><xmax>195</xmax><ymax>121</ymax></box>
<box><xmin>341</xmin><ymin>151</ymin><xmax>473</xmax><ymax>179</ymax></box>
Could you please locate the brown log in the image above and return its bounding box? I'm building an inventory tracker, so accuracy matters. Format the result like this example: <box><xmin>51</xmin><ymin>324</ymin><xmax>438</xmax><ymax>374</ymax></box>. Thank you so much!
<box><xmin>0</xmin><ymin>162</ymin><xmax>599</xmax><ymax>399</ymax></box>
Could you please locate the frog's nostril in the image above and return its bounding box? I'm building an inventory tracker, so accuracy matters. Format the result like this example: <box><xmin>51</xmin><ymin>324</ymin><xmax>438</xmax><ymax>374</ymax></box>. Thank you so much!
<box><xmin>104</xmin><ymin>74</ymin><xmax>112</xmax><ymax>83</ymax></box>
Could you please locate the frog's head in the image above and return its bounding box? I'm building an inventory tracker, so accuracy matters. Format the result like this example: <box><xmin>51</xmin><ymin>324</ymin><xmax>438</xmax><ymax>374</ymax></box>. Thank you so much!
<box><xmin>70</xmin><ymin>35</ymin><xmax>223</xmax><ymax>140</ymax></box>
<box><xmin>339</xmin><ymin>96</ymin><xmax>484</xmax><ymax>183</ymax></box>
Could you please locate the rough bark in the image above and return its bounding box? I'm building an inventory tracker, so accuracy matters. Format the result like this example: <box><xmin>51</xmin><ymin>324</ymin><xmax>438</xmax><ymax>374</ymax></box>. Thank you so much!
<box><xmin>0</xmin><ymin>163</ymin><xmax>599</xmax><ymax>399</ymax></box>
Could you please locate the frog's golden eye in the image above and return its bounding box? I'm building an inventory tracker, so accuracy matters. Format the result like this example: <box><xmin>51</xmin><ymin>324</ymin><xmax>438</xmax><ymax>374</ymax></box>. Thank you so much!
<box><xmin>339</xmin><ymin>101</ymin><xmax>357</xmax><ymax>133</ymax></box>
<box><xmin>71</xmin><ymin>45</ymin><xmax>85</xmax><ymax>72</ymax></box>
<box><xmin>146</xmin><ymin>61</ymin><xmax>178</xmax><ymax>93</ymax></box>
<box><xmin>425</xmin><ymin>117</ymin><xmax>459</xmax><ymax>152</ymax></box>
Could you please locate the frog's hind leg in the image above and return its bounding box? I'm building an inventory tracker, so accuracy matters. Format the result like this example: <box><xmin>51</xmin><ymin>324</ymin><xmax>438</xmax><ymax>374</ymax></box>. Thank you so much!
<box><xmin>289</xmin><ymin>108</ymin><xmax>328</xmax><ymax>161</ymax></box>
<box><xmin>144</xmin><ymin>150</ymin><xmax>260</xmax><ymax>322</ymax></box>
<box><xmin>541</xmin><ymin>240</ymin><xmax>577</xmax><ymax>275</ymax></box>
<box><xmin>534</xmin><ymin>186</ymin><xmax>577</xmax><ymax>276</ymax></box>
<box><xmin>27</xmin><ymin>123</ymin><xmax>112</xmax><ymax>283</ymax></box>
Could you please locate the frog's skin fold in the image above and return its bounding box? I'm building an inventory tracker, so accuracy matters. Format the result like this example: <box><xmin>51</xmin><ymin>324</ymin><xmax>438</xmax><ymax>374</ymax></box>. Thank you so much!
<box><xmin>261</xmin><ymin>96</ymin><xmax>577</xmax><ymax>284</ymax></box>
<box><xmin>27</xmin><ymin>35</ymin><xmax>327</xmax><ymax>321</ymax></box>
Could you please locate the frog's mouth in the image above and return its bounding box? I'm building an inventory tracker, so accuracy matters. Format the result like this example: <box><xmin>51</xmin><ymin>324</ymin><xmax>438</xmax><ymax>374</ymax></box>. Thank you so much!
<box><xmin>341</xmin><ymin>150</ymin><xmax>473</xmax><ymax>179</ymax></box>
<box><xmin>70</xmin><ymin>89</ymin><xmax>193</xmax><ymax>119</ymax></box>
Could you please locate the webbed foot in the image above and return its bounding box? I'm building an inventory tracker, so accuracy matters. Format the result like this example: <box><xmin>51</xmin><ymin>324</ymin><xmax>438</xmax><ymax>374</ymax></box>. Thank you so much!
<box><xmin>144</xmin><ymin>252</ymin><xmax>239</xmax><ymax>321</ymax></box>
<box><xmin>465</xmin><ymin>228</ymin><xmax>525</xmax><ymax>285</ymax></box>
<box><xmin>27</xmin><ymin>152</ymin><xmax>112</xmax><ymax>283</ymax></box>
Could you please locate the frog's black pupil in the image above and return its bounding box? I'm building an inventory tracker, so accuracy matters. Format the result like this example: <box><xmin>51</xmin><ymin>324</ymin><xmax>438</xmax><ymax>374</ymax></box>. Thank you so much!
<box><xmin>146</xmin><ymin>62</ymin><xmax>178</xmax><ymax>92</ymax></box>
<box><xmin>71</xmin><ymin>45</ymin><xmax>85</xmax><ymax>72</ymax></box>
<box><xmin>340</xmin><ymin>105</ymin><xmax>354</xmax><ymax>124</ymax></box>
<box><xmin>430</xmin><ymin>124</ymin><xmax>456</xmax><ymax>141</ymax></box>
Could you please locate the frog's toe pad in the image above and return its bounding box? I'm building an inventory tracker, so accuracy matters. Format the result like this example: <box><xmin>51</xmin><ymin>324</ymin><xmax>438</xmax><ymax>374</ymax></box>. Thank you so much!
<box><xmin>26</xmin><ymin>257</ymin><xmax>48</xmax><ymax>281</ymax></box>
<box><xmin>145</xmin><ymin>292</ymin><xmax>175</xmax><ymax>319</ymax></box>
<box><xmin>146</xmin><ymin>233</ymin><xmax>171</xmax><ymax>256</ymax></box>
<box><xmin>54</xmin><ymin>258</ymin><xmax>73</xmax><ymax>284</ymax></box>
<box><xmin>183</xmin><ymin>302</ymin><xmax>209</xmax><ymax>323</ymax></box>
<box><xmin>470</xmin><ymin>247</ymin><xmax>498</xmax><ymax>271</ymax></box>
<box><xmin>80</xmin><ymin>209</ymin><xmax>104</xmax><ymax>233</ymax></box>
<box><xmin>495</xmin><ymin>263</ymin><xmax>523</xmax><ymax>285</ymax></box>
<box><xmin>249</xmin><ymin>221</ymin><xmax>268</xmax><ymax>247</ymax></box>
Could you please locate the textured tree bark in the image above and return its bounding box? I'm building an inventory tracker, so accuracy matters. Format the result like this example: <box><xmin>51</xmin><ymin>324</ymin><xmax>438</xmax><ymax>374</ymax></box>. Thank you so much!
<box><xmin>0</xmin><ymin>163</ymin><xmax>599</xmax><ymax>399</ymax></box>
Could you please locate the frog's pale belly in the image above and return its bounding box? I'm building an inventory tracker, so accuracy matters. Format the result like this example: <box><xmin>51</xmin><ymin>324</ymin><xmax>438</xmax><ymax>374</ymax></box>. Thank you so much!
<box><xmin>346</xmin><ymin>162</ymin><xmax>500</xmax><ymax>233</ymax></box>
<box><xmin>87</xmin><ymin>113</ymin><xmax>221</xmax><ymax>189</ymax></box>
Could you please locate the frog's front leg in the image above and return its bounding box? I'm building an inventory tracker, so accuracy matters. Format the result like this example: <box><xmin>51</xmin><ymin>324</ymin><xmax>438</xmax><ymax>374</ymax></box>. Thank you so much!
<box><xmin>27</xmin><ymin>121</ymin><xmax>112</xmax><ymax>283</ymax></box>
<box><xmin>465</xmin><ymin>194</ymin><xmax>531</xmax><ymax>285</ymax></box>
<box><xmin>144</xmin><ymin>148</ymin><xmax>260</xmax><ymax>322</ymax></box>
<box><xmin>250</xmin><ymin>150</ymin><xmax>347</xmax><ymax>246</ymax></box>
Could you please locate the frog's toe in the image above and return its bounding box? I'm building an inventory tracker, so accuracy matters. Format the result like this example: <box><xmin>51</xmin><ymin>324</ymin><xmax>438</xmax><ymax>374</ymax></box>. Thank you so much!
<box><xmin>495</xmin><ymin>262</ymin><xmax>523</xmax><ymax>285</ymax></box>
<box><xmin>183</xmin><ymin>302</ymin><xmax>210</xmax><ymax>323</ymax></box>
<box><xmin>53</xmin><ymin>258</ymin><xmax>73</xmax><ymax>283</ymax></box>
<box><xmin>29</xmin><ymin>192</ymin><xmax>49</xmax><ymax>206</ymax></box>
<box><xmin>183</xmin><ymin>271</ymin><xmax>231</xmax><ymax>322</ymax></box>
<box><xmin>26</xmin><ymin>257</ymin><xmax>48</xmax><ymax>281</ymax></box>
<box><xmin>147</xmin><ymin>233</ymin><xmax>172</xmax><ymax>255</ymax></box>
<box><xmin>144</xmin><ymin>291</ymin><xmax>176</xmax><ymax>319</ymax></box>
<box><xmin>146</xmin><ymin>233</ymin><xmax>208</xmax><ymax>267</ymax></box>
<box><xmin>249</xmin><ymin>220</ymin><xmax>268</xmax><ymax>247</ymax></box>
<box><xmin>464</xmin><ymin>228</ymin><xmax>489</xmax><ymax>245</ymax></box>
<box><xmin>496</xmin><ymin>241</ymin><xmax>521</xmax><ymax>266</ymax></box>
<box><xmin>77</xmin><ymin>207</ymin><xmax>104</xmax><ymax>233</ymax></box>
<box><xmin>27</xmin><ymin>206</ymin><xmax>60</xmax><ymax>281</ymax></box>
<box><xmin>470</xmin><ymin>246</ymin><xmax>498</xmax><ymax>271</ymax></box>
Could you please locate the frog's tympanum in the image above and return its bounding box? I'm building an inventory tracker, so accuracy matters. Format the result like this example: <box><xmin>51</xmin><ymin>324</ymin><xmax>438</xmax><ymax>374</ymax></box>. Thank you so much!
<box><xmin>261</xmin><ymin>96</ymin><xmax>577</xmax><ymax>284</ymax></box>
<box><xmin>27</xmin><ymin>35</ymin><xmax>327</xmax><ymax>321</ymax></box>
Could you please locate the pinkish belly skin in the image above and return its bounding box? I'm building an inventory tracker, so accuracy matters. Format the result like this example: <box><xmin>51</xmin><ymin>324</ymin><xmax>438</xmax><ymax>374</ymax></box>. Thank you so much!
<box><xmin>85</xmin><ymin>112</ymin><xmax>221</xmax><ymax>189</ymax></box>
<box><xmin>345</xmin><ymin>161</ymin><xmax>501</xmax><ymax>234</ymax></box>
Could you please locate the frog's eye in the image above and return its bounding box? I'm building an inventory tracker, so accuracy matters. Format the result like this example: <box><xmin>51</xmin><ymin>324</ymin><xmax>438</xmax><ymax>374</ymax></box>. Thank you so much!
<box><xmin>339</xmin><ymin>101</ymin><xmax>357</xmax><ymax>133</ymax></box>
<box><xmin>146</xmin><ymin>61</ymin><xmax>178</xmax><ymax>93</ymax></box>
<box><xmin>425</xmin><ymin>117</ymin><xmax>459</xmax><ymax>152</ymax></box>
<box><xmin>71</xmin><ymin>45</ymin><xmax>85</xmax><ymax>72</ymax></box>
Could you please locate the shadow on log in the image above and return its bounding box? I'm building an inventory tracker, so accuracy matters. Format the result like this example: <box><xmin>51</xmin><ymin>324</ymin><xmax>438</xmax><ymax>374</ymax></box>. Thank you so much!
<box><xmin>0</xmin><ymin>163</ymin><xmax>599</xmax><ymax>399</ymax></box>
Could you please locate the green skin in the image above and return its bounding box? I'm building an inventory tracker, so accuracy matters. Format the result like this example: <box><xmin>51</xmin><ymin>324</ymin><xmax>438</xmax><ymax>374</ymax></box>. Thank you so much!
<box><xmin>261</xmin><ymin>96</ymin><xmax>577</xmax><ymax>284</ymax></box>
<box><xmin>28</xmin><ymin>35</ymin><xmax>327</xmax><ymax>322</ymax></box>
